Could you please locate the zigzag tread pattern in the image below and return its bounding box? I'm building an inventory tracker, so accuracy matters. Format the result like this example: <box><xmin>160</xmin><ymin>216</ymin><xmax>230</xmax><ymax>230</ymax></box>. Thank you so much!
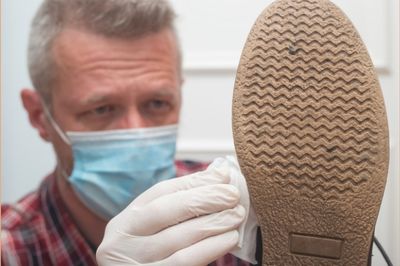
<box><xmin>236</xmin><ymin>0</ymin><xmax>379</xmax><ymax>199</ymax></box>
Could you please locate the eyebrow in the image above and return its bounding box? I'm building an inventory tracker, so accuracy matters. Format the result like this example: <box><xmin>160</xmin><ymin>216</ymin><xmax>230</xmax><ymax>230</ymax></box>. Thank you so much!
<box><xmin>81</xmin><ymin>88</ymin><xmax>177</xmax><ymax>106</ymax></box>
<box><xmin>83</xmin><ymin>92</ymin><xmax>113</xmax><ymax>105</ymax></box>
<box><xmin>150</xmin><ymin>90</ymin><xmax>176</xmax><ymax>98</ymax></box>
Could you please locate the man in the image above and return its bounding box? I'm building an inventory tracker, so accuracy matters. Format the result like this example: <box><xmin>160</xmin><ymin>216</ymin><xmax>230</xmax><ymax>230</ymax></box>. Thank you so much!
<box><xmin>1</xmin><ymin>0</ymin><xmax>250</xmax><ymax>265</ymax></box>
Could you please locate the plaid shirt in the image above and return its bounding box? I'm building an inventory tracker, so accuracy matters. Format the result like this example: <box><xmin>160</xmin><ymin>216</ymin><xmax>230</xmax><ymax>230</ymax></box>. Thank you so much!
<box><xmin>1</xmin><ymin>160</ymin><xmax>251</xmax><ymax>266</ymax></box>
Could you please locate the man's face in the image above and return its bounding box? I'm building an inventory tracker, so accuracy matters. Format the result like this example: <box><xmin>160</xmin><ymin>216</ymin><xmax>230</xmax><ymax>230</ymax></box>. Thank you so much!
<box><xmin>45</xmin><ymin>28</ymin><xmax>182</xmax><ymax>173</ymax></box>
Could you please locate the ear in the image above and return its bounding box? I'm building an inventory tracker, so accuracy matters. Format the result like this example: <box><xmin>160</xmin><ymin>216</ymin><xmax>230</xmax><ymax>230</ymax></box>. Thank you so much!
<box><xmin>21</xmin><ymin>89</ymin><xmax>51</xmax><ymax>142</ymax></box>
<box><xmin>178</xmin><ymin>78</ymin><xmax>184</xmax><ymax>102</ymax></box>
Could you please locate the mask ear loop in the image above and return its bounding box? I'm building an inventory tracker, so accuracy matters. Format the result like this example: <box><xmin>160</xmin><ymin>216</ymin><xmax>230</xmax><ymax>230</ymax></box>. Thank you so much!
<box><xmin>41</xmin><ymin>103</ymin><xmax>71</xmax><ymax>145</ymax></box>
<box><xmin>41</xmin><ymin>101</ymin><xmax>72</xmax><ymax>180</ymax></box>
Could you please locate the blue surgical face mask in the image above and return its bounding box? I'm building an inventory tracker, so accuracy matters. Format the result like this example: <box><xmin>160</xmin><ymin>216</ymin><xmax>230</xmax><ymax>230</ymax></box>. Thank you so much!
<box><xmin>44</xmin><ymin>108</ymin><xmax>177</xmax><ymax>220</ymax></box>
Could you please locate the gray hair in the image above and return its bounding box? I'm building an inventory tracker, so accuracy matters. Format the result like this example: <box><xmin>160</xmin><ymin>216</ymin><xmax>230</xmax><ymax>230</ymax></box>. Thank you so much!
<box><xmin>28</xmin><ymin>0</ymin><xmax>178</xmax><ymax>104</ymax></box>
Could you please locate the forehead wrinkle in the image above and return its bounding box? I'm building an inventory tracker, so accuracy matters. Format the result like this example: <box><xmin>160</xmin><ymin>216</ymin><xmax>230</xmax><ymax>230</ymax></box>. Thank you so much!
<box><xmin>51</xmin><ymin>28</ymin><xmax>181</xmax><ymax>106</ymax></box>
<box><xmin>65</xmin><ymin>50</ymin><xmax>179</xmax><ymax>82</ymax></box>
<box><xmin>54</xmin><ymin>29</ymin><xmax>178</xmax><ymax>72</ymax></box>
<box><xmin>79</xmin><ymin>60</ymin><xmax>174</xmax><ymax>78</ymax></box>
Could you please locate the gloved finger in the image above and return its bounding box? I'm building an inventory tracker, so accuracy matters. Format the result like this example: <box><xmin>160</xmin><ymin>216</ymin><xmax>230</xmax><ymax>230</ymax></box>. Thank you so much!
<box><xmin>133</xmin><ymin>168</ymin><xmax>231</xmax><ymax>207</ymax></box>
<box><xmin>119</xmin><ymin>184</ymin><xmax>240</xmax><ymax>236</ymax></box>
<box><xmin>133</xmin><ymin>205</ymin><xmax>246</xmax><ymax>263</ymax></box>
<box><xmin>159</xmin><ymin>230</ymin><xmax>240</xmax><ymax>266</ymax></box>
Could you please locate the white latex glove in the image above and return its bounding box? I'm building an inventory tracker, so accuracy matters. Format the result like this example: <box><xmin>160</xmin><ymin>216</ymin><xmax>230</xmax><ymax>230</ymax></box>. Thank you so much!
<box><xmin>96</xmin><ymin>167</ymin><xmax>246</xmax><ymax>266</ymax></box>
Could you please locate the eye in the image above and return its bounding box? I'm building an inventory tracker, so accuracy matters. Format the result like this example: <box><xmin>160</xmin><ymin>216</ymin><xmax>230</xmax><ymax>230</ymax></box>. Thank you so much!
<box><xmin>91</xmin><ymin>105</ymin><xmax>116</xmax><ymax>116</ymax></box>
<box><xmin>143</xmin><ymin>99</ymin><xmax>172</xmax><ymax>116</ymax></box>
<box><xmin>149</xmin><ymin>100</ymin><xmax>169</xmax><ymax>110</ymax></box>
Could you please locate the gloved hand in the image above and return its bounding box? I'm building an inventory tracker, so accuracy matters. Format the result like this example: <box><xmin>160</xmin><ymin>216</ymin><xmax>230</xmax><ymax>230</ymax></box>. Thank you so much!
<box><xmin>96</xmin><ymin>167</ymin><xmax>245</xmax><ymax>266</ymax></box>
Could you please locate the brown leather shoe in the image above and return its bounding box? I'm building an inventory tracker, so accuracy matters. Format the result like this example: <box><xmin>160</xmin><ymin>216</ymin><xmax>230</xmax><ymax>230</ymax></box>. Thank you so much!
<box><xmin>232</xmin><ymin>0</ymin><xmax>389</xmax><ymax>265</ymax></box>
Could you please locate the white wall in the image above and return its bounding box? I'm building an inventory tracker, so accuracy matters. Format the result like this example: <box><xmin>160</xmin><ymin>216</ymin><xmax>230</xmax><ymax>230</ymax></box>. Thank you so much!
<box><xmin>2</xmin><ymin>0</ymin><xmax>399</xmax><ymax>264</ymax></box>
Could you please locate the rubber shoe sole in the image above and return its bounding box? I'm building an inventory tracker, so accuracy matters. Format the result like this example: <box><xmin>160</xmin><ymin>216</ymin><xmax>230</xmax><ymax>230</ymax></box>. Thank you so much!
<box><xmin>232</xmin><ymin>0</ymin><xmax>389</xmax><ymax>265</ymax></box>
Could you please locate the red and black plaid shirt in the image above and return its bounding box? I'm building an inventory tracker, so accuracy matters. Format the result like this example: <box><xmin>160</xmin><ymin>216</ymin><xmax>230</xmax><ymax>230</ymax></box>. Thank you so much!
<box><xmin>1</xmin><ymin>160</ymin><xmax>251</xmax><ymax>266</ymax></box>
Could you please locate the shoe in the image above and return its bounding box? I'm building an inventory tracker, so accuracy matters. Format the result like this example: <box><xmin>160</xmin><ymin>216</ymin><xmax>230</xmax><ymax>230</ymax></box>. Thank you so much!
<box><xmin>232</xmin><ymin>0</ymin><xmax>389</xmax><ymax>265</ymax></box>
